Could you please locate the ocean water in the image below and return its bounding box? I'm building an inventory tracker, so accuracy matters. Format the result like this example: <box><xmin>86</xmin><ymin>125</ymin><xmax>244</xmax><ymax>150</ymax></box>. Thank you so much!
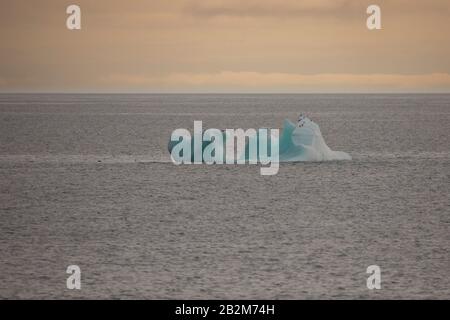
<box><xmin>0</xmin><ymin>94</ymin><xmax>448</xmax><ymax>299</ymax></box>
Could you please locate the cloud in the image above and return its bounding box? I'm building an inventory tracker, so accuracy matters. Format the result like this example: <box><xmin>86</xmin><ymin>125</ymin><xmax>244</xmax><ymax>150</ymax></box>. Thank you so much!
<box><xmin>184</xmin><ymin>0</ymin><xmax>358</xmax><ymax>18</ymax></box>
<box><xmin>184</xmin><ymin>0</ymin><xmax>450</xmax><ymax>18</ymax></box>
<box><xmin>100</xmin><ymin>72</ymin><xmax>450</xmax><ymax>92</ymax></box>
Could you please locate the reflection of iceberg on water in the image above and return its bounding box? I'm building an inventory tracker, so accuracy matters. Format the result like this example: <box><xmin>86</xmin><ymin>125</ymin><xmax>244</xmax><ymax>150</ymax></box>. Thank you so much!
<box><xmin>168</xmin><ymin>117</ymin><xmax>351</xmax><ymax>163</ymax></box>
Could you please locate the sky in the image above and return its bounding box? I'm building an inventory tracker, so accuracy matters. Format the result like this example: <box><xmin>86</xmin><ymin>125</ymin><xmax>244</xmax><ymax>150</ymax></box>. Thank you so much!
<box><xmin>1</xmin><ymin>0</ymin><xmax>450</xmax><ymax>93</ymax></box>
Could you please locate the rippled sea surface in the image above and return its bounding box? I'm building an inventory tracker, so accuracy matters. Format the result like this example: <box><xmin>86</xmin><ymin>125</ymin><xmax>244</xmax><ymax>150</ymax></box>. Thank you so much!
<box><xmin>0</xmin><ymin>94</ymin><xmax>449</xmax><ymax>299</ymax></box>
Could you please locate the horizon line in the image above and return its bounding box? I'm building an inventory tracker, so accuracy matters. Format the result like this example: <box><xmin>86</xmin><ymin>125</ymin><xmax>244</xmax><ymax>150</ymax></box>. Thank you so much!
<box><xmin>1</xmin><ymin>91</ymin><xmax>450</xmax><ymax>95</ymax></box>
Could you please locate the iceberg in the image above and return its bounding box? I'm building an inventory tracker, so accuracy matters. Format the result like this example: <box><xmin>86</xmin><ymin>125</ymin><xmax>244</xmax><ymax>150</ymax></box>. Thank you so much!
<box><xmin>278</xmin><ymin>118</ymin><xmax>351</xmax><ymax>162</ymax></box>
<box><xmin>168</xmin><ymin>118</ymin><xmax>351</xmax><ymax>163</ymax></box>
